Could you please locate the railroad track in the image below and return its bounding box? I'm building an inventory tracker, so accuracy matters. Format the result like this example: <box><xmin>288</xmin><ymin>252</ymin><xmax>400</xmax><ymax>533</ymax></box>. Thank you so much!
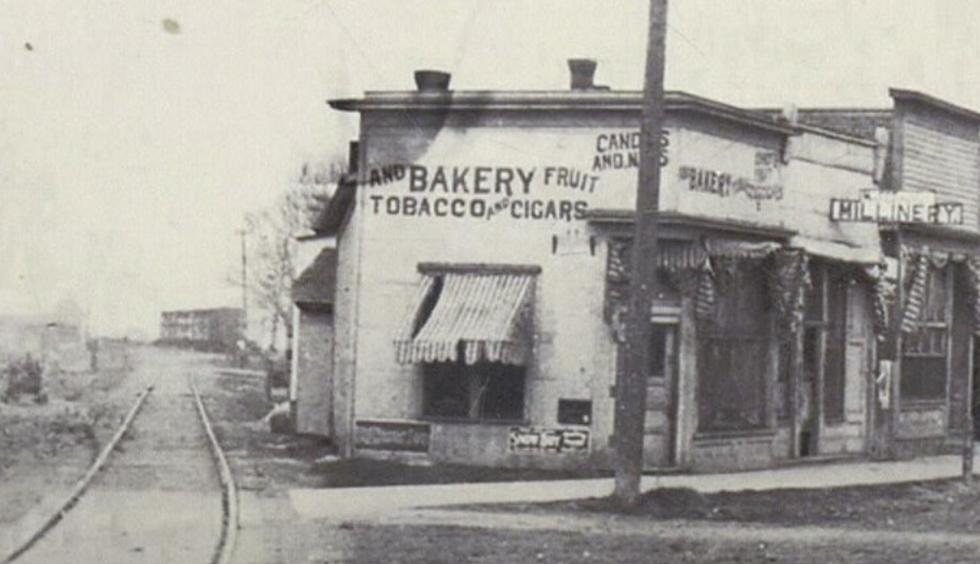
<box><xmin>2</xmin><ymin>380</ymin><xmax>240</xmax><ymax>564</ymax></box>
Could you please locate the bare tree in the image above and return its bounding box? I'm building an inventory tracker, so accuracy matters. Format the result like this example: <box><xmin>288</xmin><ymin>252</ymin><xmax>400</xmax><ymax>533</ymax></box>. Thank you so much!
<box><xmin>233</xmin><ymin>160</ymin><xmax>339</xmax><ymax>350</ymax></box>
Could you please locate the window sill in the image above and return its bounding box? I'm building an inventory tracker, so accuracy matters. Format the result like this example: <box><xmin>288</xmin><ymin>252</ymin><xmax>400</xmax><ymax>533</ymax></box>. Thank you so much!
<box><xmin>901</xmin><ymin>399</ymin><xmax>947</xmax><ymax>409</ymax></box>
<box><xmin>694</xmin><ymin>428</ymin><xmax>776</xmax><ymax>441</ymax></box>
<box><xmin>420</xmin><ymin>416</ymin><xmax>530</xmax><ymax>427</ymax></box>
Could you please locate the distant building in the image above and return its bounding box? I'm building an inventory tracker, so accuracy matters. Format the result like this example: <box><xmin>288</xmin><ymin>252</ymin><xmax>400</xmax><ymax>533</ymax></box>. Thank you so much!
<box><xmin>158</xmin><ymin>307</ymin><xmax>244</xmax><ymax>352</ymax></box>
<box><xmin>0</xmin><ymin>313</ymin><xmax>85</xmax><ymax>371</ymax></box>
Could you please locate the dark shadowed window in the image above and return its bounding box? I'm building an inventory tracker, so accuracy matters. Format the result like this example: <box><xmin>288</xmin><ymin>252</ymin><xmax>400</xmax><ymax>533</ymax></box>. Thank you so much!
<box><xmin>697</xmin><ymin>261</ymin><xmax>770</xmax><ymax>432</ymax></box>
<box><xmin>823</xmin><ymin>266</ymin><xmax>848</xmax><ymax>422</ymax></box>
<box><xmin>901</xmin><ymin>266</ymin><xmax>949</xmax><ymax>400</ymax></box>
<box><xmin>423</xmin><ymin>357</ymin><xmax>525</xmax><ymax>422</ymax></box>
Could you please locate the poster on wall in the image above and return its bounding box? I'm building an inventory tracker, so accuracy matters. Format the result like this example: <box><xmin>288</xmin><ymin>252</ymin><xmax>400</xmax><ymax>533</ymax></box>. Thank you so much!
<box><xmin>508</xmin><ymin>427</ymin><xmax>590</xmax><ymax>454</ymax></box>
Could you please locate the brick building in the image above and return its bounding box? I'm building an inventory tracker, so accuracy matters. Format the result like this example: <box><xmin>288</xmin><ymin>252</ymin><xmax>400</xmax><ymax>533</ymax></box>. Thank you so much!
<box><xmin>305</xmin><ymin>62</ymin><xmax>910</xmax><ymax>472</ymax></box>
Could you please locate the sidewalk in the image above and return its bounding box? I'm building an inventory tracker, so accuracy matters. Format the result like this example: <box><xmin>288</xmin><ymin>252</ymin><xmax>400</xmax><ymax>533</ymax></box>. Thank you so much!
<box><xmin>288</xmin><ymin>453</ymin><xmax>979</xmax><ymax>519</ymax></box>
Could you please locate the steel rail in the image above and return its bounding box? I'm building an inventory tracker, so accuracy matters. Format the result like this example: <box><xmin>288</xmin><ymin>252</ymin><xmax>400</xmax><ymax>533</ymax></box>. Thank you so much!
<box><xmin>189</xmin><ymin>380</ymin><xmax>239</xmax><ymax>564</ymax></box>
<box><xmin>2</xmin><ymin>385</ymin><xmax>155</xmax><ymax>563</ymax></box>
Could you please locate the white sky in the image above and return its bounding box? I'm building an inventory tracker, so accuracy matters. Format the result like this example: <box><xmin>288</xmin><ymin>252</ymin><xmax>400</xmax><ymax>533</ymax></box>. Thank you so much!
<box><xmin>1</xmin><ymin>0</ymin><xmax>979</xmax><ymax>335</ymax></box>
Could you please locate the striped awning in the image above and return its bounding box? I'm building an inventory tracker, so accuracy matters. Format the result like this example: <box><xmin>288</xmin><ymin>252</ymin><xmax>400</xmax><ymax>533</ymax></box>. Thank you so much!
<box><xmin>394</xmin><ymin>271</ymin><xmax>535</xmax><ymax>366</ymax></box>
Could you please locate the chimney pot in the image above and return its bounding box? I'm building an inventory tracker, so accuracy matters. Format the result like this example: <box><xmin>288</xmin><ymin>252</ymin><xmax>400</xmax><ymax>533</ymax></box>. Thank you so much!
<box><xmin>781</xmin><ymin>104</ymin><xmax>799</xmax><ymax>126</ymax></box>
<box><xmin>414</xmin><ymin>70</ymin><xmax>451</xmax><ymax>92</ymax></box>
<box><xmin>568</xmin><ymin>59</ymin><xmax>597</xmax><ymax>90</ymax></box>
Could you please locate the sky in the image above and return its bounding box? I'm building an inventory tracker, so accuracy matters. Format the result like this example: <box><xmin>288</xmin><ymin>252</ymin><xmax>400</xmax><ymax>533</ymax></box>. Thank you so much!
<box><xmin>2</xmin><ymin>0</ymin><xmax>980</xmax><ymax>337</ymax></box>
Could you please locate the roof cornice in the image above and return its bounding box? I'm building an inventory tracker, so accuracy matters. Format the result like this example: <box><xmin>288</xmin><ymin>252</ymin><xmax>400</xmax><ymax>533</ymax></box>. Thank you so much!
<box><xmin>329</xmin><ymin>90</ymin><xmax>799</xmax><ymax>136</ymax></box>
<box><xmin>586</xmin><ymin>209</ymin><xmax>797</xmax><ymax>240</ymax></box>
<box><xmin>889</xmin><ymin>88</ymin><xmax>980</xmax><ymax>123</ymax></box>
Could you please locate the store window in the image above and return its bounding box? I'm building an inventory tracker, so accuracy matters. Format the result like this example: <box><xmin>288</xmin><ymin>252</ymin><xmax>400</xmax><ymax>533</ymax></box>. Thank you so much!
<box><xmin>901</xmin><ymin>266</ymin><xmax>949</xmax><ymax>400</ymax></box>
<box><xmin>823</xmin><ymin>267</ymin><xmax>848</xmax><ymax>423</ymax></box>
<box><xmin>422</xmin><ymin>359</ymin><xmax>526</xmax><ymax>422</ymax></box>
<box><xmin>697</xmin><ymin>260</ymin><xmax>770</xmax><ymax>432</ymax></box>
<box><xmin>776</xmin><ymin>262</ymin><xmax>849</xmax><ymax>426</ymax></box>
<box><xmin>649</xmin><ymin>326</ymin><xmax>669</xmax><ymax>380</ymax></box>
<box><xmin>777</xmin><ymin>340</ymin><xmax>792</xmax><ymax>421</ymax></box>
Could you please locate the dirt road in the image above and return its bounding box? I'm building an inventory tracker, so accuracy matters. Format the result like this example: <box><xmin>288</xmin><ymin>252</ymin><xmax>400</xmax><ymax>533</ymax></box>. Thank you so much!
<box><xmin>11</xmin><ymin>348</ymin><xmax>223</xmax><ymax>564</ymax></box>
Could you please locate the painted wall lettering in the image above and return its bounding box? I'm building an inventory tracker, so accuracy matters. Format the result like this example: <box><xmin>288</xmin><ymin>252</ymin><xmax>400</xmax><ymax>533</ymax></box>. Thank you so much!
<box><xmin>508</xmin><ymin>427</ymin><xmax>590</xmax><ymax>453</ymax></box>
<box><xmin>407</xmin><ymin>165</ymin><xmax>535</xmax><ymax>196</ymax></box>
<box><xmin>679</xmin><ymin>165</ymin><xmax>784</xmax><ymax>203</ymax></box>
<box><xmin>592</xmin><ymin>129</ymin><xmax>669</xmax><ymax>171</ymax></box>
<box><xmin>368</xmin><ymin>195</ymin><xmax>587</xmax><ymax>222</ymax></box>
<box><xmin>543</xmin><ymin>166</ymin><xmax>599</xmax><ymax>193</ymax></box>
<box><xmin>364</xmin><ymin>164</ymin><xmax>407</xmax><ymax>188</ymax></box>
<box><xmin>362</xmin><ymin>163</ymin><xmax>594</xmax><ymax>223</ymax></box>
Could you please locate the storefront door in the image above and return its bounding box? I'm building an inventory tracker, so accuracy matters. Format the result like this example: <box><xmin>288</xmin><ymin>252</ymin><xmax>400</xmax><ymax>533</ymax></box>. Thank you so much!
<box><xmin>643</xmin><ymin>323</ymin><xmax>679</xmax><ymax>469</ymax></box>
<box><xmin>973</xmin><ymin>336</ymin><xmax>980</xmax><ymax>440</ymax></box>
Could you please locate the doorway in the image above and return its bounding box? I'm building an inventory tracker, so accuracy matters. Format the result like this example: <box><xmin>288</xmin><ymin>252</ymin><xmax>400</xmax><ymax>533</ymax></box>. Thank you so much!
<box><xmin>973</xmin><ymin>336</ymin><xmax>980</xmax><ymax>439</ymax></box>
<box><xmin>643</xmin><ymin>323</ymin><xmax>679</xmax><ymax>468</ymax></box>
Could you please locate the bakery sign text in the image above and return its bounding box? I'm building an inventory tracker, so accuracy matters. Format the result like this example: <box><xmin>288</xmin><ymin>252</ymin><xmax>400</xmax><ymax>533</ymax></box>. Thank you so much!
<box><xmin>679</xmin><ymin>165</ymin><xmax>783</xmax><ymax>203</ymax></box>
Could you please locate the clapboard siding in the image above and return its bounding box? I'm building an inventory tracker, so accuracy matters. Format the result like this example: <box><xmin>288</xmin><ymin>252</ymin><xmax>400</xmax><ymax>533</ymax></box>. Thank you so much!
<box><xmin>901</xmin><ymin>117</ymin><xmax>980</xmax><ymax>229</ymax></box>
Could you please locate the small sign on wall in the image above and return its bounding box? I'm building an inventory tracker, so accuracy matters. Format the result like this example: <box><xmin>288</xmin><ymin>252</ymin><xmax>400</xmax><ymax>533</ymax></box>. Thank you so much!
<box><xmin>830</xmin><ymin>190</ymin><xmax>964</xmax><ymax>225</ymax></box>
<box><xmin>509</xmin><ymin>427</ymin><xmax>590</xmax><ymax>454</ymax></box>
<box><xmin>355</xmin><ymin>420</ymin><xmax>431</xmax><ymax>452</ymax></box>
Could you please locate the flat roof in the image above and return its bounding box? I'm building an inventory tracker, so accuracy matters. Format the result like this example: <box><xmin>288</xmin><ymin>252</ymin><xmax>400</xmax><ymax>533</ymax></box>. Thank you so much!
<box><xmin>329</xmin><ymin>90</ymin><xmax>799</xmax><ymax>136</ymax></box>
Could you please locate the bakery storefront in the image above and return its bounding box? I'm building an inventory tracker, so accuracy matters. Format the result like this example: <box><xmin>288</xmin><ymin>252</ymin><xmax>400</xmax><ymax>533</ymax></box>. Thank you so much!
<box><xmin>324</xmin><ymin>66</ymin><xmax>882</xmax><ymax>471</ymax></box>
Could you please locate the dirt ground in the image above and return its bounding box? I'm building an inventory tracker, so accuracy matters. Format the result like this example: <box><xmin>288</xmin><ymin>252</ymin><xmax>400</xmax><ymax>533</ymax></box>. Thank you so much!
<box><xmin>303</xmin><ymin>521</ymin><xmax>980</xmax><ymax>564</ymax></box>
<box><xmin>201</xmin><ymin>369</ymin><xmax>607</xmax><ymax>493</ymax></box>
<box><xmin>199</xmin><ymin>370</ymin><xmax>333</xmax><ymax>493</ymax></box>
<box><xmin>10</xmin><ymin>347</ymin><xmax>224</xmax><ymax>564</ymax></box>
<box><xmin>480</xmin><ymin>479</ymin><xmax>980</xmax><ymax>534</ymax></box>
<box><xmin>0</xmin><ymin>357</ymin><xmax>131</xmax><ymax>528</ymax></box>
<box><xmin>198</xmin><ymin>366</ymin><xmax>980</xmax><ymax>563</ymax></box>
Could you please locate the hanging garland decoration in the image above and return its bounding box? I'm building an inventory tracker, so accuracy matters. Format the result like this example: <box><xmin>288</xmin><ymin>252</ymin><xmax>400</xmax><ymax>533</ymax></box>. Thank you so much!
<box><xmin>766</xmin><ymin>249</ymin><xmax>811</xmax><ymax>338</ymax></box>
<box><xmin>603</xmin><ymin>237</ymin><xmax>632</xmax><ymax>324</ymax></box>
<box><xmin>899</xmin><ymin>251</ymin><xmax>929</xmax><ymax>334</ymax></box>
<box><xmin>966</xmin><ymin>255</ymin><xmax>980</xmax><ymax>336</ymax></box>
<box><xmin>603</xmin><ymin>237</ymin><xmax>790</xmax><ymax>332</ymax></box>
<box><xmin>603</xmin><ymin>237</ymin><xmax>710</xmax><ymax>324</ymax></box>
<box><xmin>694</xmin><ymin>262</ymin><xmax>716</xmax><ymax>324</ymax></box>
<box><xmin>859</xmin><ymin>263</ymin><xmax>894</xmax><ymax>342</ymax></box>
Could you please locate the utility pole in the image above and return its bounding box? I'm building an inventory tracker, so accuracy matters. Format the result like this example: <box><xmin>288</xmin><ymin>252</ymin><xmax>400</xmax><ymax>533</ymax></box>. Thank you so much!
<box><xmin>613</xmin><ymin>0</ymin><xmax>668</xmax><ymax>505</ymax></box>
<box><xmin>964</xmin><ymin>336</ymin><xmax>975</xmax><ymax>483</ymax></box>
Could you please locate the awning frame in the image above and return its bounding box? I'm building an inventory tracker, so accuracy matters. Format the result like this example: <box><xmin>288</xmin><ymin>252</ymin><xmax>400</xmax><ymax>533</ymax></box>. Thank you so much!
<box><xmin>395</xmin><ymin>265</ymin><xmax>539</xmax><ymax>366</ymax></box>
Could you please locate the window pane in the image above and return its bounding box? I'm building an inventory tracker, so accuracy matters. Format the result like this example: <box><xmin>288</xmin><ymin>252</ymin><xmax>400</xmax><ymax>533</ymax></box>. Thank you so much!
<box><xmin>804</xmin><ymin>264</ymin><xmax>824</xmax><ymax>323</ymax></box>
<box><xmin>900</xmin><ymin>265</ymin><xmax>948</xmax><ymax>400</ymax></box>
<box><xmin>478</xmin><ymin>363</ymin><xmax>525</xmax><ymax>421</ymax></box>
<box><xmin>823</xmin><ymin>269</ymin><xmax>847</xmax><ymax>423</ymax></box>
<box><xmin>803</xmin><ymin>327</ymin><xmax>820</xmax><ymax>378</ymax></box>
<box><xmin>423</xmin><ymin>362</ymin><xmax>468</xmax><ymax>417</ymax></box>
<box><xmin>697</xmin><ymin>260</ymin><xmax>770</xmax><ymax>432</ymax></box>
<box><xmin>698</xmin><ymin>337</ymin><xmax>768</xmax><ymax>431</ymax></box>
<box><xmin>776</xmin><ymin>341</ymin><xmax>792</xmax><ymax>421</ymax></box>
<box><xmin>649</xmin><ymin>327</ymin><xmax>668</xmax><ymax>379</ymax></box>
<box><xmin>901</xmin><ymin>356</ymin><xmax>947</xmax><ymax>399</ymax></box>
<box><xmin>924</xmin><ymin>268</ymin><xmax>947</xmax><ymax>323</ymax></box>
